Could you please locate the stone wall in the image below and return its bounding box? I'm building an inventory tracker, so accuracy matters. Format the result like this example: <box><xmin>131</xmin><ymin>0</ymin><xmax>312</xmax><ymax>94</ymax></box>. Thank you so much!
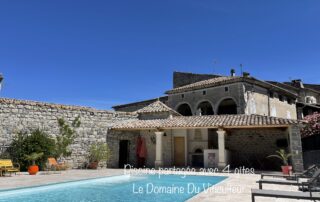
<box><xmin>226</xmin><ymin>128</ymin><xmax>288</xmax><ymax>170</ymax></box>
<box><xmin>113</xmin><ymin>96</ymin><xmax>168</xmax><ymax>112</ymax></box>
<box><xmin>167</xmin><ymin>82</ymin><xmax>245</xmax><ymax>115</ymax></box>
<box><xmin>0</xmin><ymin>98</ymin><xmax>137</xmax><ymax>168</ymax></box>
<box><xmin>288</xmin><ymin>125</ymin><xmax>304</xmax><ymax>172</ymax></box>
<box><xmin>106</xmin><ymin>130</ymin><xmax>140</xmax><ymax>168</ymax></box>
<box><xmin>173</xmin><ymin>72</ymin><xmax>220</xmax><ymax>88</ymax></box>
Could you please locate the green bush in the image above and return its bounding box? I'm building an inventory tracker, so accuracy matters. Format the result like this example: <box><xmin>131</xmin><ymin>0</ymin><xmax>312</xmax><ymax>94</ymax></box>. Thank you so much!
<box><xmin>88</xmin><ymin>143</ymin><xmax>111</xmax><ymax>163</ymax></box>
<box><xmin>55</xmin><ymin>116</ymin><xmax>81</xmax><ymax>158</ymax></box>
<box><xmin>9</xmin><ymin>129</ymin><xmax>56</xmax><ymax>171</ymax></box>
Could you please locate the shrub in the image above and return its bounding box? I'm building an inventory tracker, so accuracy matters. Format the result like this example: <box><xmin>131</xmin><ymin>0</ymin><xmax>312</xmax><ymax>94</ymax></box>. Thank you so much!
<box><xmin>301</xmin><ymin>112</ymin><xmax>320</xmax><ymax>138</ymax></box>
<box><xmin>9</xmin><ymin>129</ymin><xmax>56</xmax><ymax>171</ymax></box>
<box><xmin>88</xmin><ymin>143</ymin><xmax>111</xmax><ymax>163</ymax></box>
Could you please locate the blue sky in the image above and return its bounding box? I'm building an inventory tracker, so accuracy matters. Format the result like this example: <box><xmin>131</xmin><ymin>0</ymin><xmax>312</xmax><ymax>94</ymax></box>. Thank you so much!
<box><xmin>0</xmin><ymin>0</ymin><xmax>319</xmax><ymax>109</ymax></box>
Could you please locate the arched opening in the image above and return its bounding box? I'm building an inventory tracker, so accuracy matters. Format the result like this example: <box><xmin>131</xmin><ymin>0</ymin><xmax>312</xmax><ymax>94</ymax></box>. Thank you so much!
<box><xmin>194</xmin><ymin>148</ymin><xmax>203</xmax><ymax>153</ymax></box>
<box><xmin>217</xmin><ymin>98</ymin><xmax>237</xmax><ymax>115</ymax></box>
<box><xmin>197</xmin><ymin>101</ymin><xmax>214</xmax><ymax>115</ymax></box>
<box><xmin>177</xmin><ymin>103</ymin><xmax>192</xmax><ymax>116</ymax></box>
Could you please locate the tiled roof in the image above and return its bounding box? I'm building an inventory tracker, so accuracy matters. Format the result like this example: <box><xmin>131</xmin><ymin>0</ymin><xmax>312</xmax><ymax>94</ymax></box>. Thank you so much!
<box><xmin>112</xmin><ymin>96</ymin><xmax>168</xmax><ymax>110</ymax></box>
<box><xmin>166</xmin><ymin>76</ymin><xmax>239</xmax><ymax>94</ymax></box>
<box><xmin>112</xmin><ymin>114</ymin><xmax>299</xmax><ymax>130</ymax></box>
<box><xmin>165</xmin><ymin>76</ymin><xmax>297</xmax><ymax>97</ymax></box>
<box><xmin>135</xmin><ymin>100</ymin><xmax>181</xmax><ymax>116</ymax></box>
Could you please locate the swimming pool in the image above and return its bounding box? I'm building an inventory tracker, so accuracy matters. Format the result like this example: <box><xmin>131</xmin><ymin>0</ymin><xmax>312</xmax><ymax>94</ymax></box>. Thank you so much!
<box><xmin>0</xmin><ymin>174</ymin><xmax>227</xmax><ymax>202</ymax></box>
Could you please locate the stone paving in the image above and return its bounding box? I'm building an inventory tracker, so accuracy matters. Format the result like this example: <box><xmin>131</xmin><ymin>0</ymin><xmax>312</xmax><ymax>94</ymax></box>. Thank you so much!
<box><xmin>0</xmin><ymin>169</ymin><xmax>314</xmax><ymax>202</ymax></box>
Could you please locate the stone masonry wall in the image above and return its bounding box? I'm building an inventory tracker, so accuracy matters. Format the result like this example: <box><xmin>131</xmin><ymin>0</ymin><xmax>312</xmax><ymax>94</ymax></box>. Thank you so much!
<box><xmin>0</xmin><ymin>98</ymin><xmax>137</xmax><ymax>168</ymax></box>
<box><xmin>106</xmin><ymin>130</ymin><xmax>140</xmax><ymax>168</ymax></box>
<box><xmin>226</xmin><ymin>128</ymin><xmax>288</xmax><ymax>170</ymax></box>
<box><xmin>288</xmin><ymin>125</ymin><xmax>304</xmax><ymax>172</ymax></box>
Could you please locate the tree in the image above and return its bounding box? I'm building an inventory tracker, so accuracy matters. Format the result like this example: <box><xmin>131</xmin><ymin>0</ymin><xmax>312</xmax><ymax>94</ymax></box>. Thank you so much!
<box><xmin>301</xmin><ymin>112</ymin><xmax>320</xmax><ymax>138</ymax></box>
<box><xmin>55</xmin><ymin>116</ymin><xmax>81</xmax><ymax>159</ymax></box>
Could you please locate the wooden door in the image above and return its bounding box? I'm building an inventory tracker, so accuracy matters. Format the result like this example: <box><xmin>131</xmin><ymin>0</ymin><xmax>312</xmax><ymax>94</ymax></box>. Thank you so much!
<box><xmin>174</xmin><ymin>137</ymin><xmax>185</xmax><ymax>166</ymax></box>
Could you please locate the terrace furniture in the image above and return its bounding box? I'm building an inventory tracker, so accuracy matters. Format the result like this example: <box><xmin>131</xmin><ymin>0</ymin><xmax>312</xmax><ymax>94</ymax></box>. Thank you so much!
<box><xmin>0</xmin><ymin>159</ymin><xmax>20</xmax><ymax>176</ymax></box>
<box><xmin>251</xmin><ymin>189</ymin><xmax>320</xmax><ymax>202</ymax></box>
<box><xmin>257</xmin><ymin>169</ymin><xmax>320</xmax><ymax>190</ymax></box>
<box><xmin>260</xmin><ymin>164</ymin><xmax>318</xmax><ymax>180</ymax></box>
<box><xmin>47</xmin><ymin>158</ymin><xmax>67</xmax><ymax>173</ymax></box>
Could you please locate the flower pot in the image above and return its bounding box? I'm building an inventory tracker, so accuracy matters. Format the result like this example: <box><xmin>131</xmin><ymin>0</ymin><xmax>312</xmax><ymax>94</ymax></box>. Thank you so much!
<box><xmin>281</xmin><ymin>165</ymin><xmax>292</xmax><ymax>175</ymax></box>
<box><xmin>88</xmin><ymin>162</ymin><xmax>99</xmax><ymax>169</ymax></box>
<box><xmin>28</xmin><ymin>165</ymin><xmax>39</xmax><ymax>175</ymax></box>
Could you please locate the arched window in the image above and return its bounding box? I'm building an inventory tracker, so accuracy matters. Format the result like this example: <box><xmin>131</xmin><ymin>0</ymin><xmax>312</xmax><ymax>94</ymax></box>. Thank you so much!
<box><xmin>176</xmin><ymin>103</ymin><xmax>192</xmax><ymax>116</ymax></box>
<box><xmin>197</xmin><ymin>101</ymin><xmax>214</xmax><ymax>115</ymax></box>
<box><xmin>194</xmin><ymin>148</ymin><xmax>203</xmax><ymax>153</ymax></box>
<box><xmin>217</xmin><ymin>98</ymin><xmax>237</xmax><ymax>115</ymax></box>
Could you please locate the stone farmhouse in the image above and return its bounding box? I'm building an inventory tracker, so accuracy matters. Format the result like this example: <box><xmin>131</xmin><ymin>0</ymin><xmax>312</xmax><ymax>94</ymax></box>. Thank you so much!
<box><xmin>1</xmin><ymin>71</ymin><xmax>319</xmax><ymax>172</ymax></box>
<box><xmin>110</xmin><ymin>71</ymin><xmax>319</xmax><ymax>172</ymax></box>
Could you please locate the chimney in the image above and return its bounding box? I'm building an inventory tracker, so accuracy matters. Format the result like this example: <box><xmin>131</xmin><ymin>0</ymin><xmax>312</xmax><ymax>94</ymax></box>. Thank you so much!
<box><xmin>230</xmin><ymin>69</ymin><xmax>236</xmax><ymax>77</ymax></box>
<box><xmin>243</xmin><ymin>72</ymin><xmax>250</xmax><ymax>78</ymax></box>
<box><xmin>292</xmin><ymin>79</ymin><xmax>304</xmax><ymax>88</ymax></box>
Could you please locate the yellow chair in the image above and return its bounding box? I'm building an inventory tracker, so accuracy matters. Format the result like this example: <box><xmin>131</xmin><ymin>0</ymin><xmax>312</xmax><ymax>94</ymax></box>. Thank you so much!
<box><xmin>0</xmin><ymin>159</ymin><xmax>20</xmax><ymax>176</ymax></box>
<box><xmin>47</xmin><ymin>158</ymin><xmax>67</xmax><ymax>172</ymax></box>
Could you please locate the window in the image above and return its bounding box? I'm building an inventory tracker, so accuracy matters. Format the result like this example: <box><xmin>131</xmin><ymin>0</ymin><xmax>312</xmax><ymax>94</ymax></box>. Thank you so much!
<box><xmin>202</xmin><ymin>91</ymin><xmax>206</xmax><ymax>95</ymax></box>
<box><xmin>224</xmin><ymin>87</ymin><xmax>229</xmax><ymax>92</ymax></box>
<box><xmin>181</xmin><ymin>94</ymin><xmax>184</xmax><ymax>99</ymax></box>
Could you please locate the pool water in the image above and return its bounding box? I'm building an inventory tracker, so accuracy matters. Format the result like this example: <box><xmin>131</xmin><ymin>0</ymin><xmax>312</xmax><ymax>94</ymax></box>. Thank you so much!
<box><xmin>0</xmin><ymin>174</ymin><xmax>227</xmax><ymax>202</ymax></box>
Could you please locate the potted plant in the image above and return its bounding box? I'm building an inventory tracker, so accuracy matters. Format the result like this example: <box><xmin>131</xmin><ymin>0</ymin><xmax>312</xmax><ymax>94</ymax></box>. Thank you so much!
<box><xmin>88</xmin><ymin>143</ymin><xmax>110</xmax><ymax>169</ymax></box>
<box><xmin>267</xmin><ymin>149</ymin><xmax>293</xmax><ymax>175</ymax></box>
<box><xmin>24</xmin><ymin>152</ymin><xmax>44</xmax><ymax>175</ymax></box>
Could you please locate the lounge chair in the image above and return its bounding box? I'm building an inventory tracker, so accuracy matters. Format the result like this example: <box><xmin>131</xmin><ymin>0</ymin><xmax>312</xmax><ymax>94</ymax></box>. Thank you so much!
<box><xmin>47</xmin><ymin>158</ymin><xmax>67</xmax><ymax>172</ymax></box>
<box><xmin>257</xmin><ymin>169</ymin><xmax>320</xmax><ymax>189</ymax></box>
<box><xmin>261</xmin><ymin>164</ymin><xmax>318</xmax><ymax>179</ymax></box>
<box><xmin>0</xmin><ymin>159</ymin><xmax>20</xmax><ymax>176</ymax></box>
<box><xmin>251</xmin><ymin>189</ymin><xmax>320</xmax><ymax>202</ymax></box>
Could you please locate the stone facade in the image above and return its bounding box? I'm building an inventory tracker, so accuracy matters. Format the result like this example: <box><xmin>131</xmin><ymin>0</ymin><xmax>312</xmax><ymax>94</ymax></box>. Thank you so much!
<box><xmin>167</xmin><ymin>82</ymin><xmax>244</xmax><ymax>115</ymax></box>
<box><xmin>288</xmin><ymin>125</ymin><xmax>304</xmax><ymax>172</ymax></box>
<box><xmin>173</xmin><ymin>72</ymin><xmax>220</xmax><ymax>88</ymax></box>
<box><xmin>0</xmin><ymin>98</ymin><xmax>137</xmax><ymax>168</ymax></box>
<box><xmin>106</xmin><ymin>130</ymin><xmax>140</xmax><ymax>168</ymax></box>
<box><xmin>243</xmin><ymin>83</ymin><xmax>297</xmax><ymax>119</ymax></box>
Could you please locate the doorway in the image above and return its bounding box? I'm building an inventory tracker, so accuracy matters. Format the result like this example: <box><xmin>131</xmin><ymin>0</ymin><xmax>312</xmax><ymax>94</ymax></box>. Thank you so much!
<box><xmin>119</xmin><ymin>140</ymin><xmax>129</xmax><ymax>168</ymax></box>
<box><xmin>174</xmin><ymin>137</ymin><xmax>185</xmax><ymax>166</ymax></box>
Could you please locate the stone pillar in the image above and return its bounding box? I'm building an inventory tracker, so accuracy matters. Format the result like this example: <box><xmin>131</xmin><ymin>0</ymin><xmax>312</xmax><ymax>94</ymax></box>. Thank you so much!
<box><xmin>217</xmin><ymin>129</ymin><xmax>226</xmax><ymax>168</ymax></box>
<box><xmin>288</xmin><ymin>125</ymin><xmax>304</xmax><ymax>172</ymax></box>
<box><xmin>155</xmin><ymin>131</ymin><xmax>164</xmax><ymax>168</ymax></box>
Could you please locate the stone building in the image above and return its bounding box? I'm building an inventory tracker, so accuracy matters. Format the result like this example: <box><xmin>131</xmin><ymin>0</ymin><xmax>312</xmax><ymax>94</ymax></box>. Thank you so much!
<box><xmin>1</xmin><ymin>70</ymin><xmax>313</xmax><ymax>171</ymax></box>
<box><xmin>110</xmin><ymin>71</ymin><xmax>312</xmax><ymax>171</ymax></box>
<box><xmin>114</xmin><ymin>71</ymin><xmax>320</xmax><ymax>119</ymax></box>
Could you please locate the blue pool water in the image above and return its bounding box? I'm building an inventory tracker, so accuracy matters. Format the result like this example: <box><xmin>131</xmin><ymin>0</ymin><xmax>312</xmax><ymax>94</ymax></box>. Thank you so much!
<box><xmin>0</xmin><ymin>174</ymin><xmax>227</xmax><ymax>202</ymax></box>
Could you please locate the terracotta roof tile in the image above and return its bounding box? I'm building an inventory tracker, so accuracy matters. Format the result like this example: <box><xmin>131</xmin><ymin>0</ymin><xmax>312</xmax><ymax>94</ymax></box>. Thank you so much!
<box><xmin>135</xmin><ymin>100</ymin><xmax>181</xmax><ymax>116</ymax></box>
<box><xmin>112</xmin><ymin>114</ymin><xmax>299</xmax><ymax>130</ymax></box>
<box><xmin>165</xmin><ymin>76</ymin><xmax>297</xmax><ymax>98</ymax></box>
<box><xmin>166</xmin><ymin>76</ymin><xmax>239</xmax><ymax>94</ymax></box>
